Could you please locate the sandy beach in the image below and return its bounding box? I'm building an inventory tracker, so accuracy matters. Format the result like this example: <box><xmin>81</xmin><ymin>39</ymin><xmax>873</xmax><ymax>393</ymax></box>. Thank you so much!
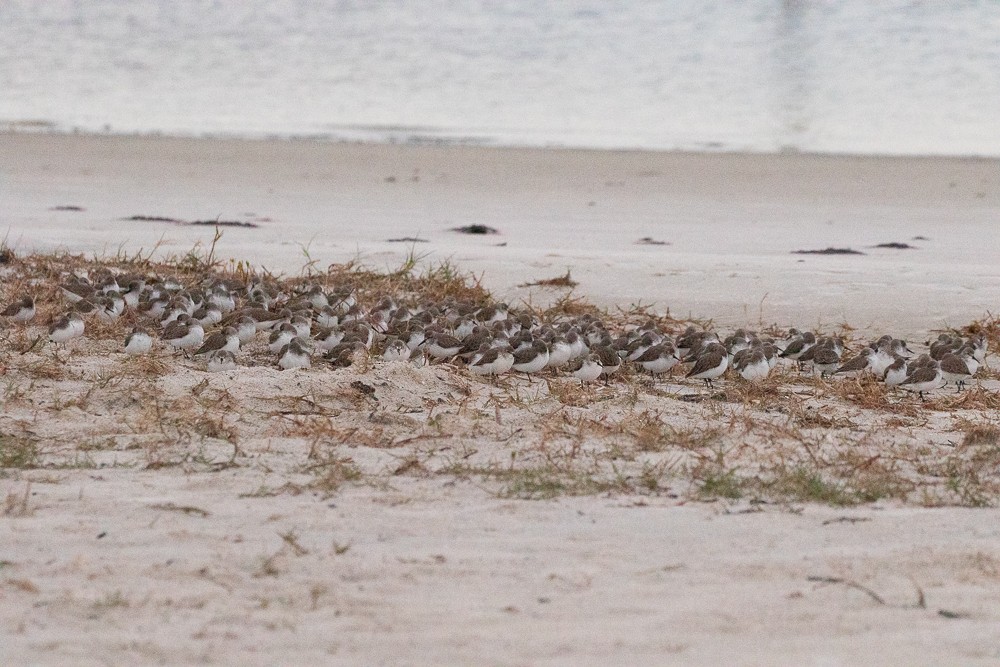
<box><xmin>3</xmin><ymin>132</ymin><xmax>999</xmax><ymax>334</ymax></box>
<box><xmin>3</xmin><ymin>132</ymin><xmax>1000</xmax><ymax>666</ymax></box>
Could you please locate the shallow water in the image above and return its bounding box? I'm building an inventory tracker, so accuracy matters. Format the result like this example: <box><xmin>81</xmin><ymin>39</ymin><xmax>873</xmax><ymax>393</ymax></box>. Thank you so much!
<box><xmin>1</xmin><ymin>1</ymin><xmax>999</xmax><ymax>156</ymax></box>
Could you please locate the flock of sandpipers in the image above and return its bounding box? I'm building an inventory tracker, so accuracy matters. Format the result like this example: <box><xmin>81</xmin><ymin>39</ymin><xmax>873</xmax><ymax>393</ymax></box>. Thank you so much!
<box><xmin>0</xmin><ymin>267</ymin><xmax>989</xmax><ymax>400</ymax></box>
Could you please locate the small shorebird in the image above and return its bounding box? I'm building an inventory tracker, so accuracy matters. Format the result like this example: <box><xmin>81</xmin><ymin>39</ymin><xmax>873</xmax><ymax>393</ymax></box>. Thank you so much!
<box><xmin>162</xmin><ymin>315</ymin><xmax>205</xmax><ymax>354</ymax></box>
<box><xmin>425</xmin><ymin>332</ymin><xmax>464</xmax><ymax>361</ymax></box>
<box><xmin>881</xmin><ymin>355</ymin><xmax>908</xmax><ymax>386</ymax></box>
<box><xmin>278</xmin><ymin>338</ymin><xmax>311</xmax><ymax>370</ymax></box>
<box><xmin>235</xmin><ymin>316</ymin><xmax>258</xmax><ymax>345</ymax></box>
<box><xmin>124</xmin><ymin>327</ymin><xmax>153</xmax><ymax>355</ymax></box>
<box><xmin>194</xmin><ymin>326</ymin><xmax>240</xmax><ymax>357</ymax></box>
<box><xmin>313</xmin><ymin>325</ymin><xmax>345</xmax><ymax>352</ymax></box>
<box><xmin>60</xmin><ymin>279</ymin><xmax>95</xmax><ymax>303</ymax></box>
<box><xmin>290</xmin><ymin>314</ymin><xmax>312</xmax><ymax>338</ymax></box>
<box><xmin>939</xmin><ymin>348</ymin><xmax>978</xmax><ymax>392</ymax></box>
<box><xmin>595</xmin><ymin>345</ymin><xmax>622</xmax><ymax>382</ymax></box>
<box><xmin>49</xmin><ymin>312</ymin><xmax>85</xmax><ymax>345</ymax></box>
<box><xmin>634</xmin><ymin>342</ymin><xmax>679</xmax><ymax>377</ymax></box>
<box><xmin>970</xmin><ymin>334</ymin><xmax>988</xmax><ymax>364</ymax></box>
<box><xmin>686</xmin><ymin>342</ymin><xmax>728</xmax><ymax>388</ymax></box>
<box><xmin>900</xmin><ymin>363</ymin><xmax>943</xmax><ymax>400</ymax></box>
<box><xmin>1</xmin><ymin>296</ymin><xmax>35</xmax><ymax>323</ymax></box>
<box><xmin>567</xmin><ymin>353</ymin><xmax>603</xmax><ymax>384</ymax></box>
<box><xmin>543</xmin><ymin>335</ymin><xmax>574</xmax><ymax>370</ymax></box>
<box><xmin>834</xmin><ymin>347</ymin><xmax>875</xmax><ymax>378</ymax></box>
<box><xmin>324</xmin><ymin>340</ymin><xmax>368</xmax><ymax>368</ymax></box>
<box><xmin>733</xmin><ymin>347</ymin><xmax>770</xmax><ymax>382</ymax></box>
<box><xmin>779</xmin><ymin>331</ymin><xmax>816</xmax><ymax>366</ymax></box>
<box><xmin>268</xmin><ymin>323</ymin><xmax>298</xmax><ymax>353</ymax></box>
<box><xmin>381</xmin><ymin>337</ymin><xmax>411</xmax><ymax>362</ymax></box>
<box><xmin>512</xmin><ymin>340</ymin><xmax>549</xmax><ymax>376</ymax></box>
<box><xmin>206</xmin><ymin>349</ymin><xmax>238</xmax><ymax>373</ymax></box>
<box><xmin>811</xmin><ymin>343</ymin><xmax>842</xmax><ymax>378</ymax></box>
<box><xmin>467</xmin><ymin>344</ymin><xmax>514</xmax><ymax>377</ymax></box>
<box><xmin>192</xmin><ymin>303</ymin><xmax>223</xmax><ymax>327</ymax></box>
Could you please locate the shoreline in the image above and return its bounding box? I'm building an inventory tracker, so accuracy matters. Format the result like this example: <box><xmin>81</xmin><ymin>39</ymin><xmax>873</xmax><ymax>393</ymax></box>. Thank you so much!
<box><xmin>3</xmin><ymin>130</ymin><xmax>999</xmax><ymax>336</ymax></box>
<box><xmin>8</xmin><ymin>125</ymin><xmax>1000</xmax><ymax>162</ymax></box>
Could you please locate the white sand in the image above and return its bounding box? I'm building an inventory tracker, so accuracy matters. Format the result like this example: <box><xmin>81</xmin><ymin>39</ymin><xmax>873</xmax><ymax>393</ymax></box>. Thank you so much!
<box><xmin>3</xmin><ymin>132</ymin><xmax>1000</xmax><ymax>665</ymax></box>
<box><xmin>7</xmin><ymin>477</ymin><xmax>1000</xmax><ymax>665</ymax></box>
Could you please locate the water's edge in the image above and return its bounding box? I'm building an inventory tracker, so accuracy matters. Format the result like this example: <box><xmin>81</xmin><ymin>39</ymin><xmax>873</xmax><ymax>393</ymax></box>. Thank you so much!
<box><xmin>4</xmin><ymin>124</ymin><xmax>1000</xmax><ymax>161</ymax></box>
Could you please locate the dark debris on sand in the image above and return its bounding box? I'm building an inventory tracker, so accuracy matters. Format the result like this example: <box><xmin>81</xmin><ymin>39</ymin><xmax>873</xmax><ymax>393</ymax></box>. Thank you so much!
<box><xmin>452</xmin><ymin>224</ymin><xmax>499</xmax><ymax>235</ymax></box>
<box><xmin>792</xmin><ymin>247</ymin><xmax>865</xmax><ymax>256</ymax></box>
<box><xmin>635</xmin><ymin>237</ymin><xmax>670</xmax><ymax>246</ymax></box>
<box><xmin>123</xmin><ymin>215</ymin><xmax>259</xmax><ymax>228</ymax></box>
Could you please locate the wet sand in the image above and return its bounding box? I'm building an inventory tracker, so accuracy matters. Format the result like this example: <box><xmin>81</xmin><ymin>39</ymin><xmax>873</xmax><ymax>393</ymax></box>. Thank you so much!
<box><xmin>3</xmin><ymin>131</ymin><xmax>999</xmax><ymax>334</ymax></box>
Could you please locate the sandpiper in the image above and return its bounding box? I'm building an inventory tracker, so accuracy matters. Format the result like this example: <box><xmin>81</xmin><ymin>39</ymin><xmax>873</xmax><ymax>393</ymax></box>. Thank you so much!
<box><xmin>452</xmin><ymin>317</ymin><xmax>476</xmax><ymax>340</ymax></box>
<box><xmin>674</xmin><ymin>326</ymin><xmax>702</xmax><ymax>358</ymax></box>
<box><xmin>325</xmin><ymin>340</ymin><xmax>368</xmax><ymax>368</ymax></box>
<box><xmin>304</xmin><ymin>285</ymin><xmax>329</xmax><ymax>310</ymax></box>
<box><xmin>235</xmin><ymin>316</ymin><xmax>258</xmax><ymax>345</ymax></box>
<box><xmin>162</xmin><ymin>315</ymin><xmax>205</xmax><ymax>353</ymax></box>
<box><xmin>121</xmin><ymin>281</ymin><xmax>143</xmax><ymax>309</ymax></box>
<box><xmin>1</xmin><ymin>296</ymin><xmax>35</xmax><ymax>323</ymax></box>
<box><xmin>968</xmin><ymin>334</ymin><xmax>988</xmax><ymax>364</ymax></box>
<box><xmin>243</xmin><ymin>307</ymin><xmax>288</xmax><ymax>331</ymax></box>
<box><xmin>381</xmin><ymin>337</ymin><xmax>411</xmax><ymax>362</ymax></box>
<box><xmin>290</xmin><ymin>314</ymin><xmax>312</xmax><ymax>338</ymax></box>
<box><xmin>834</xmin><ymin>347</ymin><xmax>876</xmax><ymax>377</ymax></box>
<box><xmin>124</xmin><ymin>327</ymin><xmax>153</xmax><ymax>355</ymax></box>
<box><xmin>60</xmin><ymin>279</ymin><xmax>95</xmax><ymax>303</ymax></box>
<box><xmin>207</xmin><ymin>284</ymin><xmax>237</xmax><ymax>313</ymax></box>
<box><xmin>733</xmin><ymin>347</ymin><xmax>769</xmax><ymax>382</ymax></box>
<box><xmin>882</xmin><ymin>355</ymin><xmax>908</xmax><ymax>386</ymax></box>
<box><xmin>278</xmin><ymin>338</ymin><xmax>312</xmax><ymax>370</ymax></box>
<box><xmin>723</xmin><ymin>329</ymin><xmax>752</xmax><ymax>358</ymax></box>
<box><xmin>544</xmin><ymin>335</ymin><xmax>574</xmax><ymax>369</ymax></box>
<box><xmin>268</xmin><ymin>323</ymin><xmax>298</xmax><ymax>353</ymax></box>
<box><xmin>890</xmin><ymin>338</ymin><xmax>915</xmax><ymax>358</ymax></box>
<box><xmin>595</xmin><ymin>345</ymin><xmax>623</xmax><ymax>382</ymax></box>
<box><xmin>870</xmin><ymin>339</ymin><xmax>897</xmax><ymax>377</ymax></box>
<box><xmin>93</xmin><ymin>296</ymin><xmax>121</xmax><ymax>322</ymax></box>
<box><xmin>634</xmin><ymin>342</ymin><xmax>679</xmax><ymax>377</ymax></box>
<box><xmin>568</xmin><ymin>353</ymin><xmax>603</xmax><ymax>383</ymax></box>
<box><xmin>512</xmin><ymin>340</ymin><xmax>549</xmax><ymax>375</ymax></box>
<box><xmin>194</xmin><ymin>326</ymin><xmax>240</xmax><ymax>356</ymax></box>
<box><xmin>192</xmin><ymin>304</ymin><xmax>223</xmax><ymax>327</ymax></box>
<box><xmin>467</xmin><ymin>345</ymin><xmax>514</xmax><ymax>377</ymax></box>
<box><xmin>779</xmin><ymin>331</ymin><xmax>816</xmax><ymax>364</ymax></box>
<box><xmin>939</xmin><ymin>348</ymin><xmax>978</xmax><ymax>392</ymax></box>
<box><xmin>811</xmin><ymin>344</ymin><xmax>842</xmax><ymax>378</ymax></box>
<box><xmin>930</xmin><ymin>336</ymin><xmax>961</xmax><ymax>361</ymax></box>
<box><xmin>565</xmin><ymin>329</ymin><xmax>588</xmax><ymax>359</ymax></box>
<box><xmin>425</xmin><ymin>332</ymin><xmax>464</xmax><ymax>361</ymax></box>
<box><xmin>313</xmin><ymin>325</ymin><xmax>346</xmax><ymax>352</ymax></box>
<box><xmin>686</xmin><ymin>342</ymin><xmax>728</xmax><ymax>388</ymax></box>
<box><xmin>49</xmin><ymin>312</ymin><xmax>85</xmax><ymax>345</ymax></box>
<box><xmin>206</xmin><ymin>349</ymin><xmax>238</xmax><ymax>373</ymax></box>
<box><xmin>625</xmin><ymin>332</ymin><xmax>658</xmax><ymax>362</ymax></box>
<box><xmin>74</xmin><ymin>299</ymin><xmax>99</xmax><ymax>316</ymax></box>
<box><xmin>900</xmin><ymin>363</ymin><xmax>943</xmax><ymax>400</ymax></box>
<box><xmin>315</xmin><ymin>305</ymin><xmax>340</xmax><ymax>328</ymax></box>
